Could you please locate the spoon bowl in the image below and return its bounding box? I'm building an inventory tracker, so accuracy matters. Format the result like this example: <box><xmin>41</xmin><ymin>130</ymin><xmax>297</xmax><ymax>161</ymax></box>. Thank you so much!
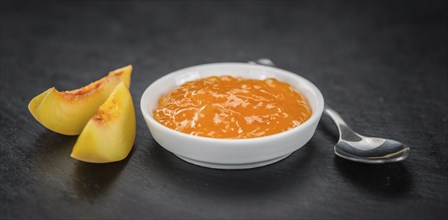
<box><xmin>324</xmin><ymin>104</ymin><xmax>410</xmax><ymax>163</ymax></box>
<box><xmin>334</xmin><ymin>137</ymin><xmax>410</xmax><ymax>163</ymax></box>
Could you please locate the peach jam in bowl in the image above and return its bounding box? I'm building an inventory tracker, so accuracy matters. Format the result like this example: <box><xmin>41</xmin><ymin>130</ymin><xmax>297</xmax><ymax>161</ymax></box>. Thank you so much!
<box><xmin>140</xmin><ymin>63</ymin><xmax>324</xmax><ymax>169</ymax></box>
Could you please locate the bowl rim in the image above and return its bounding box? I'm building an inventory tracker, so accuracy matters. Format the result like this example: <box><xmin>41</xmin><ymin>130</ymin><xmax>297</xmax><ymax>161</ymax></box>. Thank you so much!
<box><xmin>140</xmin><ymin>62</ymin><xmax>324</xmax><ymax>143</ymax></box>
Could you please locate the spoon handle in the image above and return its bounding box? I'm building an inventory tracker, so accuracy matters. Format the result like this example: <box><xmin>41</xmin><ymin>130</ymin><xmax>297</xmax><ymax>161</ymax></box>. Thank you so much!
<box><xmin>323</xmin><ymin>105</ymin><xmax>361</xmax><ymax>141</ymax></box>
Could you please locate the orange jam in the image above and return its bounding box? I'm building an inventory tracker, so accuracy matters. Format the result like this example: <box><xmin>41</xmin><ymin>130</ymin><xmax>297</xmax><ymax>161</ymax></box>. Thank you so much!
<box><xmin>153</xmin><ymin>76</ymin><xmax>312</xmax><ymax>139</ymax></box>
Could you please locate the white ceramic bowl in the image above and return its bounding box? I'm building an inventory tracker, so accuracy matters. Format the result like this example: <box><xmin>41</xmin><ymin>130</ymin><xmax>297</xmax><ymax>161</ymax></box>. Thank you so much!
<box><xmin>140</xmin><ymin>63</ymin><xmax>324</xmax><ymax>169</ymax></box>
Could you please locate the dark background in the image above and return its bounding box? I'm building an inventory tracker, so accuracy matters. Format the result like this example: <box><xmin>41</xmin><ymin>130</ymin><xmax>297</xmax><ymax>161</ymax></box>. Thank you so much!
<box><xmin>1</xmin><ymin>1</ymin><xmax>447</xmax><ymax>219</ymax></box>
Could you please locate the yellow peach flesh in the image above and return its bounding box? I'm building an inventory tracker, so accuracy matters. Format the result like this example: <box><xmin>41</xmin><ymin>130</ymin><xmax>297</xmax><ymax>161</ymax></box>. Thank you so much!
<box><xmin>70</xmin><ymin>82</ymin><xmax>136</xmax><ymax>163</ymax></box>
<box><xmin>28</xmin><ymin>65</ymin><xmax>132</xmax><ymax>135</ymax></box>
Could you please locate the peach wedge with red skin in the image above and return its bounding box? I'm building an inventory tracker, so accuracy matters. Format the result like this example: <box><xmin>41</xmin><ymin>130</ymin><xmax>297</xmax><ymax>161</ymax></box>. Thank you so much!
<box><xmin>71</xmin><ymin>82</ymin><xmax>136</xmax><ymax>163</ymax></box>
<box><xmin>28</xmin><ymin>65</ymin><xmax>132</xmax><ymax>135</ymax></box>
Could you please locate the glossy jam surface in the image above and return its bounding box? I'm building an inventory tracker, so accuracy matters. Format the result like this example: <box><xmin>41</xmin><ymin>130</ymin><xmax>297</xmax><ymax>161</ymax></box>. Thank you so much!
<box><xmin>153</xmin><ymin>76</ymin><xmax>312</xmax><ymax>139</ymax></box>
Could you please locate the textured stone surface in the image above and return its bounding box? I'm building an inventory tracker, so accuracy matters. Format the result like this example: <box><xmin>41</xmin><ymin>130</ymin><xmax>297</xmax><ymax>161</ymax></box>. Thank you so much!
<box><xmin>1</xmin><ymin>1</ymin><xmax>447</xmax><ymax>219</ymax></box>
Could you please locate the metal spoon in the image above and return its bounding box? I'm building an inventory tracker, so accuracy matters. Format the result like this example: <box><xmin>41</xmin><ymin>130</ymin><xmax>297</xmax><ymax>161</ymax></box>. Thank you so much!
<box><xmin>324</xmin><ymin>105</ymin><xmax>410</xmax><ymax>163</ymax></box>
<box><xmin>250</xmin><ymin>58</ymin><xmax>410</xmax><ymax>163</ymax></box>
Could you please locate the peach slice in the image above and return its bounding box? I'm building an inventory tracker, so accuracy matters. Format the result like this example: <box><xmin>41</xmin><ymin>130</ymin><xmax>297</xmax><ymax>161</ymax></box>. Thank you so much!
<box><xmin>28</xmin><ymin>65</ymin><xmax>132</xmax><ymax>135</ymax></box>
<box><xmin>70</xmin><ymin>82</ymin><xmax>136</xmax><ymax>163</ymax></box>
